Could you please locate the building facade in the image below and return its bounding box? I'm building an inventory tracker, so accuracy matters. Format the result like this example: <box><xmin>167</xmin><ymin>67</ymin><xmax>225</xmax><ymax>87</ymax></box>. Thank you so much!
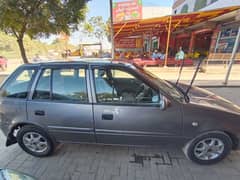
<box><xmin>172</xmin><ymin>0</ymin><xmax>240</xmax><ymax>56</ymax></box>
<box><xmin>142</xmin><ymin>6</ymin><xmax>171</xmax><ymax>19</ymax></box>
<box><xmin>173</xmin><ymin>0</ymin><xmax>240</xmax><ymax>14</ymax></box>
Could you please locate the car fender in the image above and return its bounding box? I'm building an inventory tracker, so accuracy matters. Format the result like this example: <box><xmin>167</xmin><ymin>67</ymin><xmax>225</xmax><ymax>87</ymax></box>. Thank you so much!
<box><xmin>6</xmin><ymin>121</ymin><xmax>52</xmax><ymax>146</ymax></box>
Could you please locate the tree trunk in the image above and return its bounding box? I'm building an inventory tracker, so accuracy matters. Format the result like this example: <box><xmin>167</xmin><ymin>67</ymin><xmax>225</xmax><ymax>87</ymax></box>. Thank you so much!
<box><xmin>17</xmin><ymin>38</ymin><xmax>29</xmax><ymax>64</ymax></box>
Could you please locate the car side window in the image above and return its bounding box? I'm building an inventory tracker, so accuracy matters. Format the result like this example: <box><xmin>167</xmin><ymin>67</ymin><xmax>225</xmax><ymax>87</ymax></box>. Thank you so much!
<box><xmin>52</xmin><ymin>68</ymin><xmax>88</xmax><ymax>102</ymax></box>
<box><xmin>93</xmin><ymin>68</ymin><xmax>160</xmax><ymax>105</ymax></box>
<box><xmin>0</xmin><ymin>68</ymin><xmax>36</xmax><ymax>99</ymax></box>
<box><xmin>33</xmin><ymin>68</ymin><xmax>88</xmax><ymax>102</ymax></box>
<box><xmin>94</xmin><ymin>69</ymin><xmax>118</xmax><ymax>103</ymax></box>
<box><xmin>33</xmin><ymin>69</ymin><xmax>51</xmax><ymax>100</ymax></box>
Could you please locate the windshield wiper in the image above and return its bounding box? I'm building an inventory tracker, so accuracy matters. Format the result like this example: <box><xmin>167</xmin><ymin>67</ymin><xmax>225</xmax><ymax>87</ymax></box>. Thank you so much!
<box><xmin>168</xmin><ymin>81</ymin><xmax>190</xmax><ymax>102</ymax></box>
<box><xmin>176</xmin><ymin>59</ymin><xmax>185</xmax><ymax>86</ymax></box>
<box><xmin>175</xmin><ymin>57</ymin><xmax>205</xmax><ymax>99</ymax></box>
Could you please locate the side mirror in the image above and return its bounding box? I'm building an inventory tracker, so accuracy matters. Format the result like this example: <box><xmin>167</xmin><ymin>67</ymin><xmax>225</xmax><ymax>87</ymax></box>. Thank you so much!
<box><xmin>159</xmin><ymin>95</ymin><xmax>170</xmax><ymax>110</ymax></box>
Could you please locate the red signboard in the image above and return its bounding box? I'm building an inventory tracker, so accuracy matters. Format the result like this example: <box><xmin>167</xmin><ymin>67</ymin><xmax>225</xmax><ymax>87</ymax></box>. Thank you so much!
<box><xmin>115</xmin><ymin>38</ymin><xmax>137</xmax><ymax>48</ymax></box>
<box><xmin>113</xmin><ymin>0</ymin><xmax>142</xmax><ymax>23</ymax></box>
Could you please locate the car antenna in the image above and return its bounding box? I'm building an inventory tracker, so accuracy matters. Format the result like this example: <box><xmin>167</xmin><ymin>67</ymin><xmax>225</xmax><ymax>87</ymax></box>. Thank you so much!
<box><xmin>175</xmin><ymin>57</ymin><xmax>205</xmax><ymax>98</ymax></box>
<box><xmin>185</xmin><ymin>57</ymin><xmax>205</xmax><ymax>96</ymax></box>
<box><xmin>176</xmin><ymin>59</ymin><xmax>185</xmax><ymax>85</ymax></box>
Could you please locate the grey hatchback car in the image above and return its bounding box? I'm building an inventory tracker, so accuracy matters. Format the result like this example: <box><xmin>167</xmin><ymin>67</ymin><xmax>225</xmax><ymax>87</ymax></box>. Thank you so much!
<box><xmin>0</xmin><ymin>61</ymin><xmax>240</xmax><ymax>165</ymax></box>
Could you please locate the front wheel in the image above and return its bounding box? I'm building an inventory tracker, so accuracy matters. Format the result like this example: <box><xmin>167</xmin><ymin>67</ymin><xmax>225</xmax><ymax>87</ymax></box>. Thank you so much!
<box><xmin>184</xmin><ymin>132</ymin><xmax>232</xmax><ymax>165</ymax></box>
<box><xmin>17</xmin><ymin>125</ymin><xmax>55</xmax><ymax>157</ymax></box>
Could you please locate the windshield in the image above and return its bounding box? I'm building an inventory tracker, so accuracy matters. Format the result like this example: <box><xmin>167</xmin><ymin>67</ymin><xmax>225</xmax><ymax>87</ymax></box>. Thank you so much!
<box><xmin>134</xmin><ymin>65</ymin><xmax>185</xmax><ymax>102</ymax></box>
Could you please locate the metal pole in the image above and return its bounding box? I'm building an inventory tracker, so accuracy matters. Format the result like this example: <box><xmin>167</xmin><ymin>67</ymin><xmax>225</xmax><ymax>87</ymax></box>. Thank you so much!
<box><xmin>223</xmin><ymin>26</ymin><xmax>240</xmax><ymax>85</ymax></box>
<box><xmin>164</xmin><ymin>16</ymin><xmax>172</xmax><ymax>67</ymax></box>
<box><xmin>149</xmin><ymin>33</ymin><xmax>153</xmax><ymax>54</ymax></box>
<box><xmin>214</xmin><ymin>30</ymin><xmax>221</xmax><ymax>53</ymax></box>
<box><xmin>109</xmin><ymin>0</ymin><xmax>115</xmax><ymax>60</ymax></box>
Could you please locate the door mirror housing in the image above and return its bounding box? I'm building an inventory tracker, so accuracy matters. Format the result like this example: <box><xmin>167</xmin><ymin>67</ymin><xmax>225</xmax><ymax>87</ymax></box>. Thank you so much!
<box><xmin>159</xmin><ymin>94</ymin><xmax>170</xmax><ymax>110</ymax></box>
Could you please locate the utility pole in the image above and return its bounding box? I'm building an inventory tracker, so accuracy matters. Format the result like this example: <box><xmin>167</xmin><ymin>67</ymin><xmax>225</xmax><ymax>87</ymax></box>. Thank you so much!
<box><xmin>164</xmin><ymin>15</ymin><xmax>172</xmax><ymax>67</ymax></box>
<box><xmin>109</xmin><ymin>0</ymin><xmax>115</xmax><ymax>59</ymax></box>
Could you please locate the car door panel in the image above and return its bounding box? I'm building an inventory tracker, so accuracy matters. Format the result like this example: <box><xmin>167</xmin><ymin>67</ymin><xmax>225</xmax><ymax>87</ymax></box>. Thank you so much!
<box><xmin>0</xmin><ymin>98</ymin><xmax>27</xmax><ymax>136</ymax></box>
<box><xmin>27</xmin><ymin>101</ymin><xmax>95</xmax><ymax>142</ymax></box>
<box><xmin>27</xmin><ymin>67</ymin><xmax>95</xmax><ymax>143</ymax></box>
<box><xmin>0</xmin><ymin>67</ymin><xmax>37</xmax><ymax>137</ymax></box>
<box><xmin>92</xmin><ymin>66</ymin><xmax>183</xmax><ymax>145</ymax></box>
<box><xmin>94</xmin><ymin>103</ymin><xmax>182</xmax><ymax>145</ymax></box>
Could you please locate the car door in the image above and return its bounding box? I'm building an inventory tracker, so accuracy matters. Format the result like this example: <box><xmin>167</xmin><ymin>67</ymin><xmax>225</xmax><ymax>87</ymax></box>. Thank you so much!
<box><xmin>27</xmin><ymin>65</ymin><xmax>95</xmax><ymax>143</ymax></box>
<box><xmin>91</xmin><ymin>65</ymin><xmax>183</xmax><ymax>145</ymax></box>
<box><xmin>0</xmin><ymin>66</ymin><xmax>37</xmax><ymax>137</ymax></box>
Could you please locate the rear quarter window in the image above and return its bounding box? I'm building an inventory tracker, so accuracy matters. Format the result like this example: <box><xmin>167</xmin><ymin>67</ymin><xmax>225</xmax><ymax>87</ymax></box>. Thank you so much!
<box><xmin>0</xmin><ymin>67</ymin><xmax>37</xmax><ymax>99</ymax></box>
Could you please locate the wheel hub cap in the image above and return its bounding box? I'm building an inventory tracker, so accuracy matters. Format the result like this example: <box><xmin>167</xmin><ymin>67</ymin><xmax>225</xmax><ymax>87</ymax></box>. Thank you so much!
<box><xmin>194</xmin><ymin>138</ymin><xmax>224</xmax><ymax>160</ymax></box>
<box><xmin>22</xmin><ymin>132</ymin><xmax>48</xmax><ymax>153</ymax></box>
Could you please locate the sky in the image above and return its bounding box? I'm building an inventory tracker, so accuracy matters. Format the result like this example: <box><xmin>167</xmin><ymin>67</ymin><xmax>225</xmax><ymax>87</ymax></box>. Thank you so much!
<box><xmin>87</xmin><ymin>0</ymin><xmax>174</xmax><ymax>21</ymax></box>
<box><xmin>41</xmin><ymin>0</ymin><xmax>174</xmax><ymax>47</ymax></box>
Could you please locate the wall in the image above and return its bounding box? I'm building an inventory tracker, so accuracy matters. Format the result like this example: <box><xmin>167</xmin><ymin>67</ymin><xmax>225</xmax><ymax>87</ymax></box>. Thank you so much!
<box><xmin>173</xmin><ymin>0</ymin><xmax>216</xmax><ymax>14</ymax></box>
<box><xmin>173</xmin><ymin>0</ymin><xmax>240</xmax><ymax>14</ymax></box>
<box><xmin>142</xmin><ymin>7</ymin><xmax>171</xmax><ymax>19</ymax></box>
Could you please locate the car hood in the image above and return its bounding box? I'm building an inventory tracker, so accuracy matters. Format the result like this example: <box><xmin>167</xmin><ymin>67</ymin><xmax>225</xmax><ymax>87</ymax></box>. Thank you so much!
<box><xmin>177</xmin><ymin>83</ymin><xmax>240</xmax><ymax>114</ymax></box>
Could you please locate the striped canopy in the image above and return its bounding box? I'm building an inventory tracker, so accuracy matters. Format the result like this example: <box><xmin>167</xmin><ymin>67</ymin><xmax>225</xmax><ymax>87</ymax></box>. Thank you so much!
<box><xmin>113</xmin><ymin>6</ymin><xmax>240</xmax><ymax>38</ymax></box>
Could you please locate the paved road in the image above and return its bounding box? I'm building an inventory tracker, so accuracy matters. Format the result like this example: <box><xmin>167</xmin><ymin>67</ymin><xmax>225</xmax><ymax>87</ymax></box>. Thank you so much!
<box><xmin>206</xmin><ymin>87</ymin><xmax>240</xmax><ymax>105</ymax></box>
<box><xmin>0</xmin><ymin>88</ymin><xmax>240</xmax><ymax>180</ymax></box>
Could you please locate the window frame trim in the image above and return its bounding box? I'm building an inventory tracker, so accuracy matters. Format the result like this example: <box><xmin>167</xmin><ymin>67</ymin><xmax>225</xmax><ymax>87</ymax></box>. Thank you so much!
<box><xmin>29</xmin><ymin>65</ymin><xmax>91</xmax><ymax>104</ymax></box>
<box><xmin>0</xmin><ymin>66</ymin><xmax>38</xmax><ymax>100</ymax></box>
<box><xmin>91</xmin><ymin>65</ymin><xmax>161</xmax><ymax>107</ymax></box>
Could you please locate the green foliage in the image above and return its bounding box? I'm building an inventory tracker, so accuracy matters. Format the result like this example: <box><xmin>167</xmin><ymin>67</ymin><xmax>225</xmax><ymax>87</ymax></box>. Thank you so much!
<box><xmin>0</xmin><ymin>0</ymin><xmax>89</xmax><ymax>63</ymax></box>
<box><xmin>0</xmin><ymin>31</ymin><xmax>77</xmax><ymax>59</ymax></box>
<box><xmin>113</xmin><ymin>2</ymin><xmax>116</xmax><ymax>9</ymax></box>
<box><xmin>83</xmin><ymin>16</ymin><xmax>111</xmax><ymax>42</ymax></box>
<box><xmin>105</xmin><ymin>18</ymin><xmax>111</xmax><ymax>42</ymax></box>
<box><xmin>0</xmin><ymin>0</ymin><xmax>89</xmax><ymax>37</ymax></box>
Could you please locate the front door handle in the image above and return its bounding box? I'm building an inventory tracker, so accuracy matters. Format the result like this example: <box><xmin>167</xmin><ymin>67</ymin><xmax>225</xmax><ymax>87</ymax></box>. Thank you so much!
<box><xmin>102</xmin><ymin>114</ymin><xmax>113</xmax><ymax>120</ymax></box>
<box><xmin>34</xmin><ymin>110</ymin><xmax>45</xmax><ymax>116</ymax></box>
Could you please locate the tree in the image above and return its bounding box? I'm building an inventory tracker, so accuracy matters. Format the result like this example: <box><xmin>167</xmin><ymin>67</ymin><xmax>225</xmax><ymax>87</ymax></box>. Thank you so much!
<box><xmin>0</xmin><ymin>0</ymin><xmax>89</xmax><ymax>63</ymax></box>
<box><xmin>83</xmin><ymin>16</ymin><xmax>111</xmax><ymax>43</ymax></box>
<box><xmin>105</xmin><ymin>18</ymin><xmax>111</xmax><ymax>43</ymax></box>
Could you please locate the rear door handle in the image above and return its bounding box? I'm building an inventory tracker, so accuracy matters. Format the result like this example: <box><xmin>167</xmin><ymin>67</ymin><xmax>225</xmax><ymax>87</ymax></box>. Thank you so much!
<box><xmin>34</xmin><ymin>110</ymin><xmax>45</xmax><ymax>116</ymax></box>
<box><xmin>102</xmin><ymin>114</ymin><xmax>113</xmax><ymax>120</ymax></box>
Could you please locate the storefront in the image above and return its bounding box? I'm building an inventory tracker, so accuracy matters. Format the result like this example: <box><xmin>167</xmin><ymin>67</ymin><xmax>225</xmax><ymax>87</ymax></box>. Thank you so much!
<box><xmin>113</xmin><ymin>6</ymin><xmax>240</xmax><ymax>64</ymax></box>
<box><xmin>215</xmin><ymin>23</ymin><xmax>240</xmax><ymax>53</ymax></box>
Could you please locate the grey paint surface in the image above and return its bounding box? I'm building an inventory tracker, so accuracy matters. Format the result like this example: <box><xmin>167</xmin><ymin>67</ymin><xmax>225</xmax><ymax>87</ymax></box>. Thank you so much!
<box><xmin>0</xmin><ymin>83</ymin><xmax>240</xmax><ymax>180</ymax></box>
<box><xmin>0</xmin><ymin>61</ymin><xmax>240</xmax><ymax>148</ymax></box>
<box><xmin>27</xmin><ymin>101</ymin><xmax>95</xmax><ymax>142</ymax></box>
<box><xmin>94</xmin><ymin>103</ymin><xmax>183</xmax><ymax>145</ymax></box>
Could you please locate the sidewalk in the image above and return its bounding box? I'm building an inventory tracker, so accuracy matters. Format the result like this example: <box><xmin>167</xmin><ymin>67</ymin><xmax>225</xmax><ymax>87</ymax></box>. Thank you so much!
<box><xmin>1</xmin><ymin>62</ymin><xmax>239</xmax><ymax>86</ymax></box>
<box><xmin>146</xmin><ymin>64</ymin><xmax>240</xmax><ymax>86</ymax></box>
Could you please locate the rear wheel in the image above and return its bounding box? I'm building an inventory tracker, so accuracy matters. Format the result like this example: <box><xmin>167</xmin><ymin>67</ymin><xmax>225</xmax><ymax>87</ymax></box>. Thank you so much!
<box><xmin>17</xmin><ymin>125</ymin><xmax>55</xmax><ymax>157</ymax></box>
<box><xmin>184</xmin><ymin>132</ymin><xmax>232</xmax><ymax>165</ymax></box>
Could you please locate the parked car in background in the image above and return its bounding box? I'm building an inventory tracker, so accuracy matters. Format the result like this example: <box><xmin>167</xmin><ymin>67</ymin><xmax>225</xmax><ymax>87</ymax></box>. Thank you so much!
<box><xmin>0</xmin><ymin>60</ymin><xmax>240</xmax><ymax>165</ymax></box>
<box><xmin>0</xmin><ymin>56</ymin><xmax>8</xmax><ymax>71</ymax></box>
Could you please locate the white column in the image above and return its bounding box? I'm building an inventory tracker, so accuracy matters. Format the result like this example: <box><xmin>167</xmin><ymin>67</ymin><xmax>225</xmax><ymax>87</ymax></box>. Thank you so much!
<box><xmin>223</xmin><ymin>26</ymin><xmax>240</xmax><ymax>85</ymax></box>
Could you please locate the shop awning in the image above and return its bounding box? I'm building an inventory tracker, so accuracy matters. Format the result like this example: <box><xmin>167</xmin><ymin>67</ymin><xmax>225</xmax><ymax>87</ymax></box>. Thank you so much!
<box><xmin>113</xmin><ymin>6</ymin><xmax>240</xmax><ymax>38</ymax></box>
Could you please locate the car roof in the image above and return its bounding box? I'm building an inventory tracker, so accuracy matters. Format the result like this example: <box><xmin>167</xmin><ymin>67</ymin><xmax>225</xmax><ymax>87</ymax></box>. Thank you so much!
<box><xmin>22</xmin><ymin>59</ymin><xmax>135</xmax><ymax>68</ymax></box>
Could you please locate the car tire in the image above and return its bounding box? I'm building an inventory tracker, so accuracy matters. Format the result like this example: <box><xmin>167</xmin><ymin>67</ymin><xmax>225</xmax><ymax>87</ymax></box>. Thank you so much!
<box><xmin>184</xmin><ymin>131</ymin><xmax>232</xmax><ymax>165</ymax></box>
<box><xmin>17</xmin><ymin>125</ymin><xmax>55</xmax><ymax>157</ymax></box>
